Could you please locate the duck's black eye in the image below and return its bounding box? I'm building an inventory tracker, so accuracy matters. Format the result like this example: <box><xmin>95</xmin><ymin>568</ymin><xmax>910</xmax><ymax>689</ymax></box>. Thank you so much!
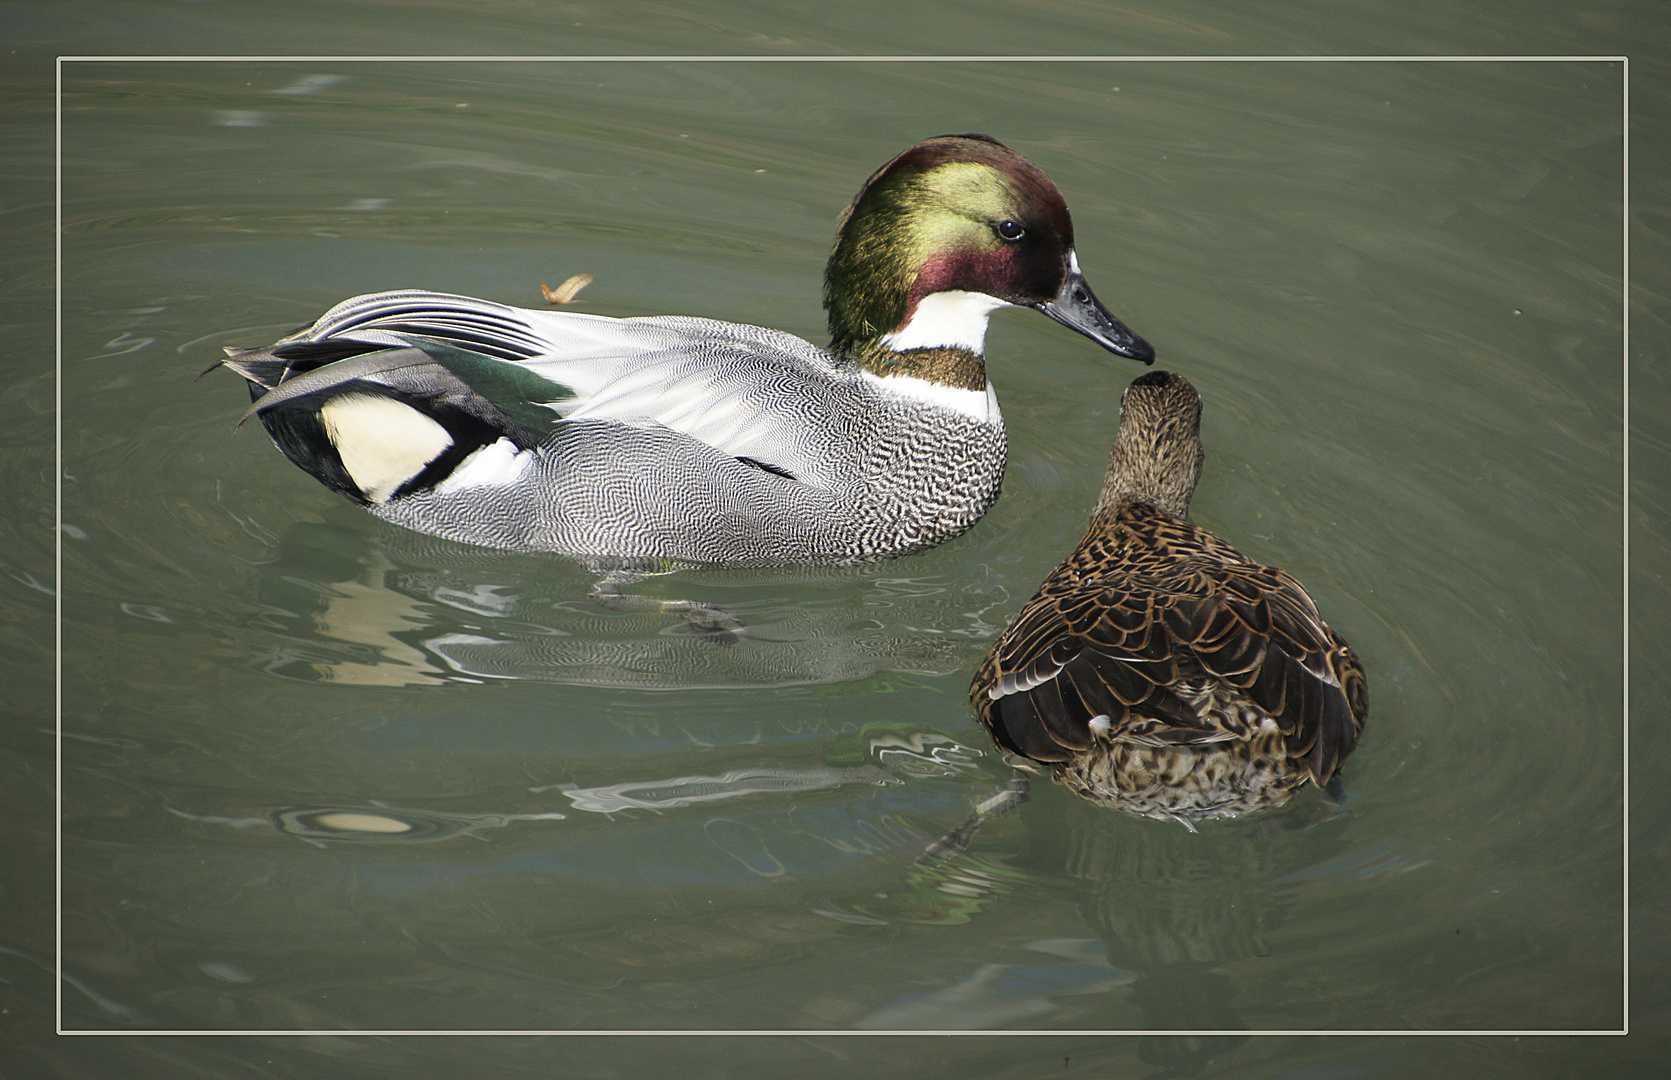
<box><xmin>995</xmin><ymin>219</ymin><xmax>1025</xmax><ymax>242</ymax></box>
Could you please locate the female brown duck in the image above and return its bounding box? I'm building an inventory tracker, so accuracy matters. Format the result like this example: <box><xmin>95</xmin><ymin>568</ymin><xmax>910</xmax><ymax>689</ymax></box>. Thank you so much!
<box><xmin>971</xmin><ymin>371</ymin><xmax>1367</xmax><ymax>829</ymax></box>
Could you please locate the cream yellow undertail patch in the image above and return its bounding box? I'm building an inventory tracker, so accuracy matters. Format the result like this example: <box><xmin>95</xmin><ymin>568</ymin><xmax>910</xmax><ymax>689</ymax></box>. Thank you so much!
<box><xmin>320</xmin><ymin>393</ymin><xmax>452</xmax><ymax>504</ymax></box>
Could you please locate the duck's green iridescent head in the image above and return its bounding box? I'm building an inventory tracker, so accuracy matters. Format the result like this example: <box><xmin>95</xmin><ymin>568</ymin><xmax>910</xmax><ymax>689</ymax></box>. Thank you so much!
<box><xmin>824</xmin><ymin>134</ymin><xmax>1154</xmax><ymax>372</ymax></box>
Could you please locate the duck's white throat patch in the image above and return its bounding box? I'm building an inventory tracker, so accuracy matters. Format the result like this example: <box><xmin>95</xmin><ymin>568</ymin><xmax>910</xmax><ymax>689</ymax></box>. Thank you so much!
<box><xmin>863</xmin><ymin>370</ymin><xmax>1000</xmax><ymax>423</ymax></box>
<box><xmin>880</xmin><ymin>290</ymin><xmax>1011</xmax><ymax>354</ymax></box>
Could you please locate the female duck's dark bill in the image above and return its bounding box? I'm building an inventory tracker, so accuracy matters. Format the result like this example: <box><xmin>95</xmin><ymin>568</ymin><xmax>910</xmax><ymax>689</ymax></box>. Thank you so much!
<box><xmin>1034</xmin><ymin>270</ymin><xmax>1155</xmax><ymax>364</ymax></box>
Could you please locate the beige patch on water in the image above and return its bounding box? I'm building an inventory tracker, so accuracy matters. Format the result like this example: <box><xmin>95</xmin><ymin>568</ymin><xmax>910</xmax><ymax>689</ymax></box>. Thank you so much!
<box><xmin>312</xmin><ymin>812</ymin><xmax>414</xmax><ymax>833</ymax></box>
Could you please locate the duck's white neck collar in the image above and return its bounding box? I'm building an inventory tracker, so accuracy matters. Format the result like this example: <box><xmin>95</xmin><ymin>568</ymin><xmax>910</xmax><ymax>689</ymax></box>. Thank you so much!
<box><xmin>862</xmin><ymin>369</ymin><xmax>1000</xmax><ymax>424</ymax></box>
<box><xmin>880</xmin><ymin>290</ymin><xmax>1012</xmax><ymax>355</ymax></box>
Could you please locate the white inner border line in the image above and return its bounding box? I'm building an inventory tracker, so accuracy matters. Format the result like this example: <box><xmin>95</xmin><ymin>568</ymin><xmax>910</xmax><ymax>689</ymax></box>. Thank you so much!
<box><xmin>55</xmin><ymin>52</ymin><xmax>1630</xmax><ymax>1043</ymax></box>
<box><xmin>55</xmin><ymin>51</ymin><xmax>66</xmax><ymax>1042</ymax></box>
<box><xmin>1619</xmin><ymin>49</ymin><xmax>1631</xmax><ymax>1042</ymax></box>
<box><xmin>56</xmin><ymin>54</ymin><xmax>1627</xmax><ymax>61</ymax></box>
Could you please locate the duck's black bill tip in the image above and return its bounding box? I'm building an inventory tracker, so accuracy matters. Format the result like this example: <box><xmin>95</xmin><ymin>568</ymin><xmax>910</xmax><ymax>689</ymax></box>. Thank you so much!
<box><xmin>1035</xmin><ymin>271</ymin><xmax>1155</xmax><ymax>364</ymax></box>
<box><xmin>1119</xmin><ymin>336</ymin><xmax>1157</xmax><ymax>365</ymax></box>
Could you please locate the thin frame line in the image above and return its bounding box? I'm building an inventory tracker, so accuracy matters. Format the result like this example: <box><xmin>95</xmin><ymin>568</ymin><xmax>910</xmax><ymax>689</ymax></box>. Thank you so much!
<box><xmin>55</xmin><ymin>53</ymin><xmax>65</xmax><ymax>1039</ymax></box>
<box><xmin>56</xmin><ymin>53</ymin><xmax>1627</xmax><ymax>62</ymax></box>
<box><xmin>1619</xmin><ymin>54</ymin><xmax>1630</xmax><ymax>1035</ymax></box>
<box><xmin>55</xmin><ymin>48</ymin><xmax>1630</xmax><ymax>1043</ymax></box>
<box><xmin>54</xmin><ymin>1027</ymin><xmax>1633</xmax><ymax>1036</ymax></box>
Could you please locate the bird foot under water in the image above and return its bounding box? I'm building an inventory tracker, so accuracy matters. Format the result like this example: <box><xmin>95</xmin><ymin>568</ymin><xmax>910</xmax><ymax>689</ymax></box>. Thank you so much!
<box><xmin>915</xmin><ymin>769</ymin><xmax>1032</xmax><ymax>866</ymax></box>
<box><xmin>586</xmin><ymin>569</ymin><xmax>747</xmax><ymax>646</ymax></box>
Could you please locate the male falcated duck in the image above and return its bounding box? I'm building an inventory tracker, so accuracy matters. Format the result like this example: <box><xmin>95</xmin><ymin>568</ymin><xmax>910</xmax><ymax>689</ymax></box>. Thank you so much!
<box><xmin>970</xmin><ymin>371</ymin><xmax>1367</xmax><ymax>830</ymax></box>
<box><xmin>219</xmin><ymin>135</ymin><xmax>1153</xmax><ymax>573</ymax></box>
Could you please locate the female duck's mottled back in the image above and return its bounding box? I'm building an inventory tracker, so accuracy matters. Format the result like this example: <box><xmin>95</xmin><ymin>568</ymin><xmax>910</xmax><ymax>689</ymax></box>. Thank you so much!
<box><xmin>219</xmin><ymin>135</ymin><xmax>1153</xmax><ymax>568</ymax></box>
<box><xmin>971</xmin><ymin>371</ymin><xmax>1367</xmax><ymax>827</ymax></box>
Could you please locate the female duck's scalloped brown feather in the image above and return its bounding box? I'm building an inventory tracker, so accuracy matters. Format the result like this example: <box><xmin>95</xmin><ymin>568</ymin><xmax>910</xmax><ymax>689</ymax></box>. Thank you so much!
<box><xmin>970</xmin><ymin>371</ymin><xmax>1366</xmax><ymax>826</ymax></box>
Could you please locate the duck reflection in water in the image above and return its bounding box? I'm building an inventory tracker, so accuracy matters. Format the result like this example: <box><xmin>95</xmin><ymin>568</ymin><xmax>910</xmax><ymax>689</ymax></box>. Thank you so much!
<box><xmin>233</xmin><ymin>518</ymin><xmax>985</xmax><ymax>690</ymax></box>
<box><xmin>1045</xmin><ymin>796</ymin><xmax>1279</xmax><ymax>1062</ymax></box>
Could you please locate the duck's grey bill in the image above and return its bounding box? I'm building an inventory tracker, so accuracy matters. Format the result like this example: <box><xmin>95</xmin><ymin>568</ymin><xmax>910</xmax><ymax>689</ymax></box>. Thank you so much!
<box><xmin>1035</xmin><ymin>270</ymin><xmax>1155</xmax><ymax>364</ymax></box>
